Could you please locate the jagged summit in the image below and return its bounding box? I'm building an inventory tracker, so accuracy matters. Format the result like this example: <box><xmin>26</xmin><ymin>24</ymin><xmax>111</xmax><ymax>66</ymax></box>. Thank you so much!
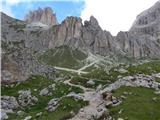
<box><xmin>25</xmin><ymin>7</ymin><xmax>57</xmax><ymax>27</ymax></box>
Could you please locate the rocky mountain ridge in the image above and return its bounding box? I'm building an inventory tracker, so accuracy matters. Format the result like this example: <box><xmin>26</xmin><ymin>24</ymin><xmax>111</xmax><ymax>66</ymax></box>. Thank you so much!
<box><xmin>1</xmin><ymin>1</ymin><xmax>160</xmax><ymax>83</ymax></box>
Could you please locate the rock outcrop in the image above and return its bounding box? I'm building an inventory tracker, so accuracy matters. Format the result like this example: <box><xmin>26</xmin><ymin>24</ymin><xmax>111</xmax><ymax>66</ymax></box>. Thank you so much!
<box><xmin>25</xmin><ymin>7</ymin><xmax>57</xmax><ymax>26</ymax></box>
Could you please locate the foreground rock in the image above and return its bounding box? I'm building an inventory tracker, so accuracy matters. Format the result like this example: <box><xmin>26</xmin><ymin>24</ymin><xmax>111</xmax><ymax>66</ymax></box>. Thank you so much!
<box><xmin>39</xmin><ymin>84</ymin><xmax>55</xmax><ymax>96</ymax></box>
<box><xmin>1</xmin><ymin>96</ymin><xmax>19</xmax><ymax>120</ymax></box>
<box><xmin>45</xmin><ymin>98</ymin><xmax>60</xmax><ymax>112</ymax></box>
<box><xmin>102</xmin><ymin>74</ymin><xmax>160</xmax><ymax>93</ymax></box>
<box><xmin>18</xmin><ymin>90</ymin><xmax>38</xmax><ymax>107</ymax></box>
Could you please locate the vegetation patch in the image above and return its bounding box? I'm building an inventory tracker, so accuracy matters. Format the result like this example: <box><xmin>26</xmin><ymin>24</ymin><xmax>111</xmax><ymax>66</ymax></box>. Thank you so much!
<box><xmin>109</xmin><ymin>87</ymin><xmax>160</xmax><ymax>120</ymax></box>
<box><xmin>38</xmin><ymin>45</ymin><xmax>87</xmax><ymax>69</ymax></box>
<box><xmin>2</xmin><ymin>75</ymin><xmax>86</xmax><ymax>120</ymax></box>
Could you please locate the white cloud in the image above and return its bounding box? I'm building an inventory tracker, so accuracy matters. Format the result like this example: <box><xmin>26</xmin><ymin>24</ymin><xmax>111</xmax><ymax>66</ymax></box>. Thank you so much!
<box><xmin>81</xmin><ymin>0</ymin><xmax>159</xmax><ymax>35</ymax></box>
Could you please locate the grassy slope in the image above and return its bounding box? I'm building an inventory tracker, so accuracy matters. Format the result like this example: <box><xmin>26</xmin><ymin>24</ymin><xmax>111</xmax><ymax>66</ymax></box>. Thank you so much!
<box><xmin>38</xmin><ymin>46</ymin><xmax>87</xmax><ymax>69</ymax></box>
<box><xmin>70</xmin><ymin>60</ymin><xmax>160</xmax><ymax>89</ymax></box>
<box><xmin>1</xmin><ymin>75</ymin><xmax>88</xmax><ymax>120</ymax></box>
<box><xmin>109</xmin><ymin>87</ymin><xmax>160</xmax><ymax>120</ymax></box>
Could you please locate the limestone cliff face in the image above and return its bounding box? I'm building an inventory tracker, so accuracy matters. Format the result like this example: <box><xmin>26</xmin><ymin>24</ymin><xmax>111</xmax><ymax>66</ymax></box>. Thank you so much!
<box><xmin>130</xmin><ymin>1</ymin><xmax>160</xmax><ymax>36</ymax></box>
<box><xmin>48</xmin><ymin>16</ymin><xmax>119</xmax><ymax>56</ymax></box>
<box><xmin>48</xmin><ymin>16</ymin><xmax>83</xmax><ymax>49</ymax></box>
<box><xmin>121</xmin><ymin>1</ymin><xmax>160</xmax><ymax>58</ymax></box>
<box><xmin>116</xmin><ymin>31</ymin><xmax>160</xmax><ymax>59</ymax></box>
<box><xmin>25</xmin><ymin>7</ymin><xmax>57</xmax><ymax>26</ymax></box>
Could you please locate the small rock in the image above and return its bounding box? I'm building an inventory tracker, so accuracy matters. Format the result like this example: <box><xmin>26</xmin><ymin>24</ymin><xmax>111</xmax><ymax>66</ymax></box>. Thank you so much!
<box><xmin>36</xmin><ymin>112</ymin><xmax>43</xmax><ymax>117</ymax></box>
<box><xmin>39</xmin><ymin>88</ymin><xmax>49</xmax><ymax>96</ymax></box>
<box><xmin>16</xmin><ymin>111</ymin><xmax>25</xmax><ymax>116</ymax></box>
<box><xmin>123</xmin><ymin>92</ymin><xmax>129</xmax><ymax>96</ymax></box>
<box><xmin>34</xmin><ymin>89</ymin><xmax>37</xmax><ymax>92</ymax></box>
<box><xmin>120</xmin><ymin>95</ymin><xmax>126</xmax><ymax>99</ymax></box>
<box><xmin>1</xmin><ymin>111</ymin><xmax>8</xmax><ymax>120</ymax></box>
<box><xmin>154</xmin><ymin>91</ymin><xmax>160</xmax><ymax>95</ymax></box>
<box><xmin>96</xmin><ymin>84</ymin><xmax>102</xmax><ymax>92</ymax></box>
<box><xmin>118</xmin><ymin>109</ymin><xmax>123</xmax><ymax>114</ymax></box>
<box><xmin>24</xmin><ymin>116</ymin><xmax>32</xmax><ymax>120</ymax></box>
<box><xmin>45</xmin><ymin>98</ymin><xmax>60</xmax><ymax>112</ymax></box>
<box><xmin>152</xmin><ymin>97</ymin><xmax>157</xmax><ymax>102</ymax></box>
<box><xmin>80</xmin><ymin>108</ymin><xmax>84</xmax><ymax>112</ymax></box>
<box><xmin>87</xmin><ymin>80</ymin><xmax>95</xmax><ymax>85</ymax></box>
<box><xmin>102</xmin><ymin>92</ymin><xmax>112</xmax><ymax>101</ymax></box>
<box><xmin>117</xmin><ymin>118</ymin><xmax>124</xmax><ymax>120</ymax></box>
<box><xmin>105</xmin><ymin>101</ymin><xmax>113</xmax><ymax>108</ymax></box>
<box><xmin>118</xmin><ymin>68</ymin><xmax>128</xmax><ymax>74</ymax></box>
<box><xmin>70</xmin><ymin>111</ymin><xmax>75</xmax><ymax>116</ymax></box>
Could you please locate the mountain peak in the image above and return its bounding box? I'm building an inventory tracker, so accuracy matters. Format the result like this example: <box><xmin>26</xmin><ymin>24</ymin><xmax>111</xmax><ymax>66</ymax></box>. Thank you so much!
<box><xmin>25</xmin><ymin>7</ymin><xmax>57</xmax><ymax>26</ymax></box>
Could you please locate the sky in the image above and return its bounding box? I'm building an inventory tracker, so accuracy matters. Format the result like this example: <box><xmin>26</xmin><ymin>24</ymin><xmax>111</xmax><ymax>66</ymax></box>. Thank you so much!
<box><xmin>1</xmin><ymin>0</ymin><xmax>159</xmax><ymax>35</ymax></box>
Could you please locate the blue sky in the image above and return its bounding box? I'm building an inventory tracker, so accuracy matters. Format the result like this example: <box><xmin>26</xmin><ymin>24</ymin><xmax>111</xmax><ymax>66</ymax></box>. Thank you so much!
<box><xmin>1</xmin><ymin>1</ymin><xmax>85</xmax><ymax>23</ymax></box>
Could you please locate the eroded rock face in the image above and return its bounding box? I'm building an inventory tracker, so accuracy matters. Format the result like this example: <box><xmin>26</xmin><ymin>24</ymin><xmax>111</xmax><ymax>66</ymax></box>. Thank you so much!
<box><xmin>116</xmin><ymin>31</ymin><xmax>160</xmax><ymax>59</ymax></box>
<box><xmin>130</xmin><ymin>1</ymin><xmax>160</xmax><ymax>36</ymax></box>
<box><xmin>48</xmin><ymin>16</ymin><xmax>83</xmax><ymax>49</ymax></box>
<box><xmin>25</xmin><ymin>7</ymin><xmax>57</xmax><ymax>26</ymax></box>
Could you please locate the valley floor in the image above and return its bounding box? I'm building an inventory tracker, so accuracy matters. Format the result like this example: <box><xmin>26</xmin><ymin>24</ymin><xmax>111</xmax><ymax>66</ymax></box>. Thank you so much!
<box><xmin>1</xmin><ymin>60</ymin><xmax>160</xmax><ymax>120</ymax></box>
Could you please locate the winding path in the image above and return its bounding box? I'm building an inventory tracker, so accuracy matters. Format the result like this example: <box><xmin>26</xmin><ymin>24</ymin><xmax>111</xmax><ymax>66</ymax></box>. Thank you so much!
<box><xmin>54</xmin><ymin>67</ymin><xmax>88</xmax><ymax>74</ymax></box>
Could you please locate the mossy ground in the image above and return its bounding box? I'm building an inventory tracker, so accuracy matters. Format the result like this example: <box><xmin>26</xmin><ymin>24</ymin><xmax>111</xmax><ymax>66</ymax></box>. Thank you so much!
<box><xmin>109</xmin><ymin>87</ymin><xmax>160</xmax><ymax>120</ymax></box>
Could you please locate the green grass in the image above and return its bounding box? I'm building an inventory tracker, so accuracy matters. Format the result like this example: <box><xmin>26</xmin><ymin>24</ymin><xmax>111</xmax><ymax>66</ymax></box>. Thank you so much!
<box><xmin>109</xmin><ymin>87</ymin><xmax>160</xmax><ymax>120</ymax></box>
<box><xmin>38</xmin><ymin>46</ymin><xmax>87</xmax><ymax>69</ymax></box>
<box><xmin>70</xmin><ymin>75</ymin><xmax>108</xmax><ymax>89</ymax></box>
<box><xmin>155</xmin><ymin>78</ymin><xmax>160</xmax><ymax>83</ymax></box>
<box><xmin>126</xmin><ymin>60</ymin><xmax>160</xmax><ymax>75</ymax></box>
<box><xmin>1</xmin><ymin>75</ymin><xmax>86</xmax><ymax>120</ymax></box>
<box><xmin>8</xmin><ymin>97</ymin><xmax>88</xmax><ymax>120</ymax></box>
<box><xmin>38</xmin><ymin>97</ymin><xmax>88</xmax><ymax>120</ymax></box>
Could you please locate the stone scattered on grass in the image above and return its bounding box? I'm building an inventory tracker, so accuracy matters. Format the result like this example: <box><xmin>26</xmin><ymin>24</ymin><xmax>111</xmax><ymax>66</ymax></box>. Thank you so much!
<box><xmin>16</xmin><ymin>110</ymin><xmax>25</xmax><ymax>116</ymax></box>
<box><xmin>87</xmin><ymin>80</ymin><xmax>95</xmax><ymax>85</ymax></box>
<box><xmin>36</xmin><ymin>112</ymin><xmax>43</xmax><ymax>117</ymax></box>
<box><xmin>18</xmin><ymin>90</ymin><xmax>38</xmax><ymax>107</ymax></box>
<box><xmin>45</xmin><ymin>98</ymin><xmax>60</xmax><ymax>112</ymax></box>
<box><xmin>24</xmin><ymin>116</ymin><xmax>32</xmax><ymax>120</ymax></box>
